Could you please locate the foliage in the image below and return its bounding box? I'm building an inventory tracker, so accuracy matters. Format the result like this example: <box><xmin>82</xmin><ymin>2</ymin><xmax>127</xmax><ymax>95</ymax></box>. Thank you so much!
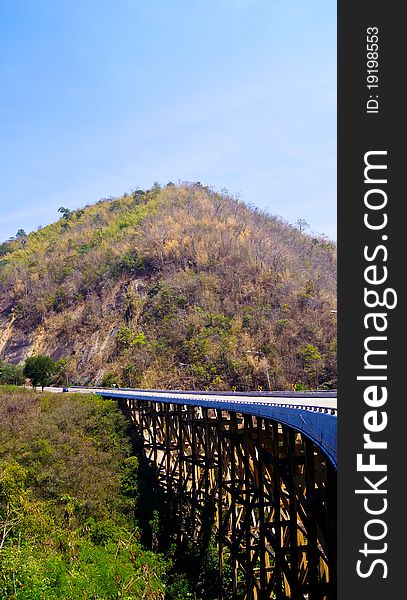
<box><xmin>51</xmin><ymin>358</ymin><xmax>68</xmax><ymax>386</ymax></box>
<box><xmin>23</xmin><ymin>355</ymin><xmax>56</xmax><ymax>390</ymax></box>
<box><xmin>0</xmin><ymin>361</ymin><xmax>25</xmax><ymax>385</ymax></box>
<box><xmin>0</xmin><ymin>388</ymin><xmax>185</xmax><ymax>599</ymax></box>
<box><xmin>101</xmin><ymin>371</ymin><xmax>122</xmax><ymax>388</ymax></box>
<box><xmin>117</xmin><ymin>326</ymin><xmax>147</xmax><ymax>348</ymax></box>
<box><xmin>298</xmin><ymin>344</ymin><xmax>322</xmax><ymax>387</ymax></box>
<box><xmin>58</xmin><ymin>206</ymin><xmax>72</xmax><ymax>220</ymax></box>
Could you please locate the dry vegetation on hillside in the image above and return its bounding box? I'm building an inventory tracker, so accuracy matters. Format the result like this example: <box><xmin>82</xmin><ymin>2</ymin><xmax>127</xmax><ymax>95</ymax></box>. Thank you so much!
<box><xmin>0</xmin><ymin>183</ymin><xmax>336</xmax><ymax>390</ymax></box>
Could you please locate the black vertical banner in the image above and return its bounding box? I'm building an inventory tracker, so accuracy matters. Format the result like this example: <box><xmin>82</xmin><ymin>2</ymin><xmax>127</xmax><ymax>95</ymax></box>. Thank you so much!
<box><xmin>338</xmin><ymin>1</ymin><xmax>404</xmax><ymax>599</ymax></box>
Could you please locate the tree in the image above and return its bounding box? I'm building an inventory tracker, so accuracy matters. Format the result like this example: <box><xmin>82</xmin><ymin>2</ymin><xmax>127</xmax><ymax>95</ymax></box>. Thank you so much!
<box><xmin>295</xmin><ymin>218</ymin><xmax>309</xmax><ymax>234</ymax></box>
<box><xmin>58</xmin><ymin>206</ymin><xmax>72</xmax><ymax>220</ymax></box>
<box><xmin>116</xmin><ymin>326</ymin><xmax>146</xmax><ymax>348</ymax></box>
<box><xmin>51</xmin><ymin>358</ymin><xmax>68</xmax><ymax>386</ymax></box>
<box><xmin>16</xmin><ymin>229</ymin><xmax>27</xmax><ymax>238</ymax></box>
<box><xmin>23</xmin><ymin>355</ymin><xmax>56</xmax><ymax>391</ymax></box>
<box><xmin>0</xmin><ymin>361</ymin><xmax>25</xmax><ymax>385</ymax></box>
<box><xmin>298</xmin><ymin>344</ymin><xmax>322</xmax><ymax>388</ymax></box>
<box><xmin>0</xmin><ymin>461</ymin><xmax>29</xmax><ymax>550</ymax></box>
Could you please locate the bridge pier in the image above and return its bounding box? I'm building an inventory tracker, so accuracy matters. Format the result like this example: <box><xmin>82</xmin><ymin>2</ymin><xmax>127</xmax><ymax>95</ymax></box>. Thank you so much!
<box><xmin>119</xmin><ymin>397</ymin><xmax>336</xmax><ymax>600</ymax></box>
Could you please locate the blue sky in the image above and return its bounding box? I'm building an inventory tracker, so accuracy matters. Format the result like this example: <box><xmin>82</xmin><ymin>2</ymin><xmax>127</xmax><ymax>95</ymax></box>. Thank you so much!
<box><xmin>0</xmin><ymin>0</ymin><xmax>336</xmax><ymax>243</ymax></box>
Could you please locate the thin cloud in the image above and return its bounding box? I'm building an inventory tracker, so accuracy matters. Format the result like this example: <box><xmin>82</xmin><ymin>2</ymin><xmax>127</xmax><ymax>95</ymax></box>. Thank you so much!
<box><xmin>0</xmin><ymin>206</ymin><xmax>55</xmax><ymax>226</ymax></box>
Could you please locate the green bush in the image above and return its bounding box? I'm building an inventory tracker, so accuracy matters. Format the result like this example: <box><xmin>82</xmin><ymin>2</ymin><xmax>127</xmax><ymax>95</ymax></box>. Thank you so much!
<box><xmin>0</xmin><ymin>361</ymin><xmax>25</xmax><ymax>385</ymax></box>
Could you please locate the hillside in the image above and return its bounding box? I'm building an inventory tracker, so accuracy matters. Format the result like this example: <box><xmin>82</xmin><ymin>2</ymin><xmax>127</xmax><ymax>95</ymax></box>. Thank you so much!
<box><xmin>0</xmin><ymin>183</ymin><xmax>336</xmax><ymax>390</ymax></box>
<box><xmin>0</xmin><ymin>387</ymin><xmax>175</xmax><ymax>599</ymax></box>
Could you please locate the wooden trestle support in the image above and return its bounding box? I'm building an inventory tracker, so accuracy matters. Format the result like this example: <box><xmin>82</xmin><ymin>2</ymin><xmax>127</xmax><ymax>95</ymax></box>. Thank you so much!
<box><xmin>121</xmin><ymin>399</ymin><xmax>337</xmax><ymax>600</ymax></box>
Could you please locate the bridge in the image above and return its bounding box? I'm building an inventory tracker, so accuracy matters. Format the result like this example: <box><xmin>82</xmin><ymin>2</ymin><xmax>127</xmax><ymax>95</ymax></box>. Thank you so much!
<box><xmin>56</xmin><ymin>387</ymin><xmax>337</xmax><ymax>600</ymax></box>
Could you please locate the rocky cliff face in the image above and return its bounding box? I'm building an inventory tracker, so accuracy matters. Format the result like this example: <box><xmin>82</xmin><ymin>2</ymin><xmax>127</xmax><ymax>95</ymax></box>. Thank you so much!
<box><xmin>0</xmin><ymin>276</ymin><xmax>135</xmax><ymax>382</ymax></box>
<box><xmin>0</xmin><ymin>183</ymin><xmax>337</xmax><ymax>390</ymax></box>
